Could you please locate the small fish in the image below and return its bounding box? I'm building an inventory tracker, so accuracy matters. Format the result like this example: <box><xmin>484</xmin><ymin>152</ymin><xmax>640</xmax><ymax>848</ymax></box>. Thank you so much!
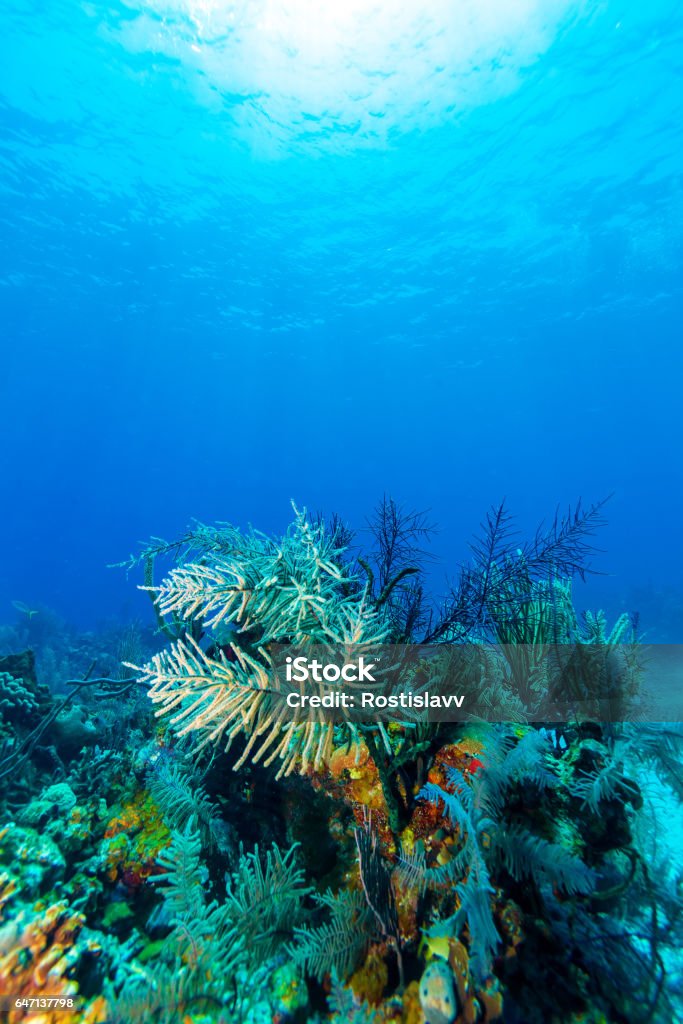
<box><xmin>540</xmin><ymin>727</ymin><xmax>567</xmax><ymax>751</ymax></box>
<box><xmin>11</xmin><ymin>600</ymin><xmax>38</xmax><ymax>619</ymax></box>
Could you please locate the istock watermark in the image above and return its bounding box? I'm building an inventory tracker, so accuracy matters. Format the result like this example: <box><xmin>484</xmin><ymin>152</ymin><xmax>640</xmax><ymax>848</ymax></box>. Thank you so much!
<box><xmin>266</xmin><ymin>643</ymin><xmax>683</xmax><ymax>724</ymax></box>
<box><xmin>285</xmin><ymin>655</ymin><xmax>377</xmax><ymax>683</ymax></box>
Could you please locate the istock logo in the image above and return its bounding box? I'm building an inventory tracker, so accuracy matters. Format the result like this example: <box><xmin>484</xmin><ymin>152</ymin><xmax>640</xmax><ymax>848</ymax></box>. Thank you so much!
<box><xmin>285</xmin><ymin>656</ymin><xmax>376</xmax><ymax>683</ymax></box>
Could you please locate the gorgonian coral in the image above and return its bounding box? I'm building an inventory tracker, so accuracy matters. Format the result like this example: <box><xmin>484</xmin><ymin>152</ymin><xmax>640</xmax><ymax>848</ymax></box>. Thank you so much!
<box><xmin>130</xmin><ymin>506</ymin><xmax>387</xmax><ymax>777</ymax></box>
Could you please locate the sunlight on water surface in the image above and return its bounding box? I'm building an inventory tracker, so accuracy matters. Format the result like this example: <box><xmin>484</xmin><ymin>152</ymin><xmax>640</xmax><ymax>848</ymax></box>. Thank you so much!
<box><xmin>115</xmin><ymin>0</ymin><xmax>587</xmax><ymax>151</ymax></box>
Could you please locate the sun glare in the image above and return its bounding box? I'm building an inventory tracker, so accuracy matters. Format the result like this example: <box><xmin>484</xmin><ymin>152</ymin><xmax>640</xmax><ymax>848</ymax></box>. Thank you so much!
<box><xmin>119</xmin><ymin>0</ymin><xmax>584</xmax><ymax>150</ymax></box>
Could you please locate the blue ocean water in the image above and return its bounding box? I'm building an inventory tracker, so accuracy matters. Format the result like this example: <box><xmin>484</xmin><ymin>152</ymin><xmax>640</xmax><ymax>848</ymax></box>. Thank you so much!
<box><xmin>2</xmin><ymin>7</ymin><xmax>683</xmax><ymax>1021</ymax></box>
<box><xmin>1</xmin><ymin>0</ymin><xmax>682</xmax><ymax>630</ymax></box>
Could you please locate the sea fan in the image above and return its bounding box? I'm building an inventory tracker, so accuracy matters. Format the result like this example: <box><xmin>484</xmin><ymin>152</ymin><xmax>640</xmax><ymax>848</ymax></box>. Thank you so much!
<box><xmin>495</xmin><ymin>826</ymin><xmax>595</xmax><ymax>895</ymax></box>
<box><xmin>154</xmin><ymin>823</ymin><xmax>207</xmax><ymax>922</ymax></box>
<box><xmin>291</xmin><ymin>889</ymin><xmax>370</xmax><ymax>981</ymax></box>
<box><xmin>395</xmin><ymin>839</ymin><xmax>427</xmax><ymax>896</ymax></box>
<box><xmin>146</xmin><ymin>760</ymin><xmax>221</xmax><ymax>850</ymax></box>
<box><xmin>223</xmin><ymin>841</ymin><xmax>311</xmax><ymax>963</ymax></box>
<box><xmin>110</xmin><ymin>827</ymin><xmax>308</xmax><ymax>1022</ymax></box>
<box><xmin>419</xmin><ymin>774</ymin><xmax>499</xmax><ymax>978</ymax></box>
<box><xmin>419</xmin><ymin>726</ymin><xmax>595</xmax><ymax>978</ymax></box>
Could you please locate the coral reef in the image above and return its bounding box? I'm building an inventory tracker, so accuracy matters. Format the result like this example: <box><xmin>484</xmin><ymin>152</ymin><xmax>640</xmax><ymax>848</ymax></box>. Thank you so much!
<box><xmin>0</xmin><ymin>499</ymin><xmax>680</xmax><ymax>1023</ymax></box>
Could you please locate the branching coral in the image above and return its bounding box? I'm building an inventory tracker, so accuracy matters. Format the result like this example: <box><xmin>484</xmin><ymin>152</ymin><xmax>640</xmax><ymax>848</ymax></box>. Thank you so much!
<box><xmin>130</xmin><ymin>506</ymin><xmax>387</xmax><ymax>778</ymax></box>
<box><xmin>144</xmin><ymin>506</ymin><xmax>384</xmax><ymax>645</ymax></box>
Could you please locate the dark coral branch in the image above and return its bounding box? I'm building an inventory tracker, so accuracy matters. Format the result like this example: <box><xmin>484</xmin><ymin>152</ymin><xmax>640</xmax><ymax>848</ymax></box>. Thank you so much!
<box><xmin>376</xmin><ymin>566</ymin><xmax>420</xmax><ymax>608</ymax></box>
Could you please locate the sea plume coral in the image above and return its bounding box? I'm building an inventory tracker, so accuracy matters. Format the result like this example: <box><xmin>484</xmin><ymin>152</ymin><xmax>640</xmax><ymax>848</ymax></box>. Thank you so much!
<box><xmin>130</xmin><ymin>505</ymin><xmax>387</xmax><ymax>777</ymax></box>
